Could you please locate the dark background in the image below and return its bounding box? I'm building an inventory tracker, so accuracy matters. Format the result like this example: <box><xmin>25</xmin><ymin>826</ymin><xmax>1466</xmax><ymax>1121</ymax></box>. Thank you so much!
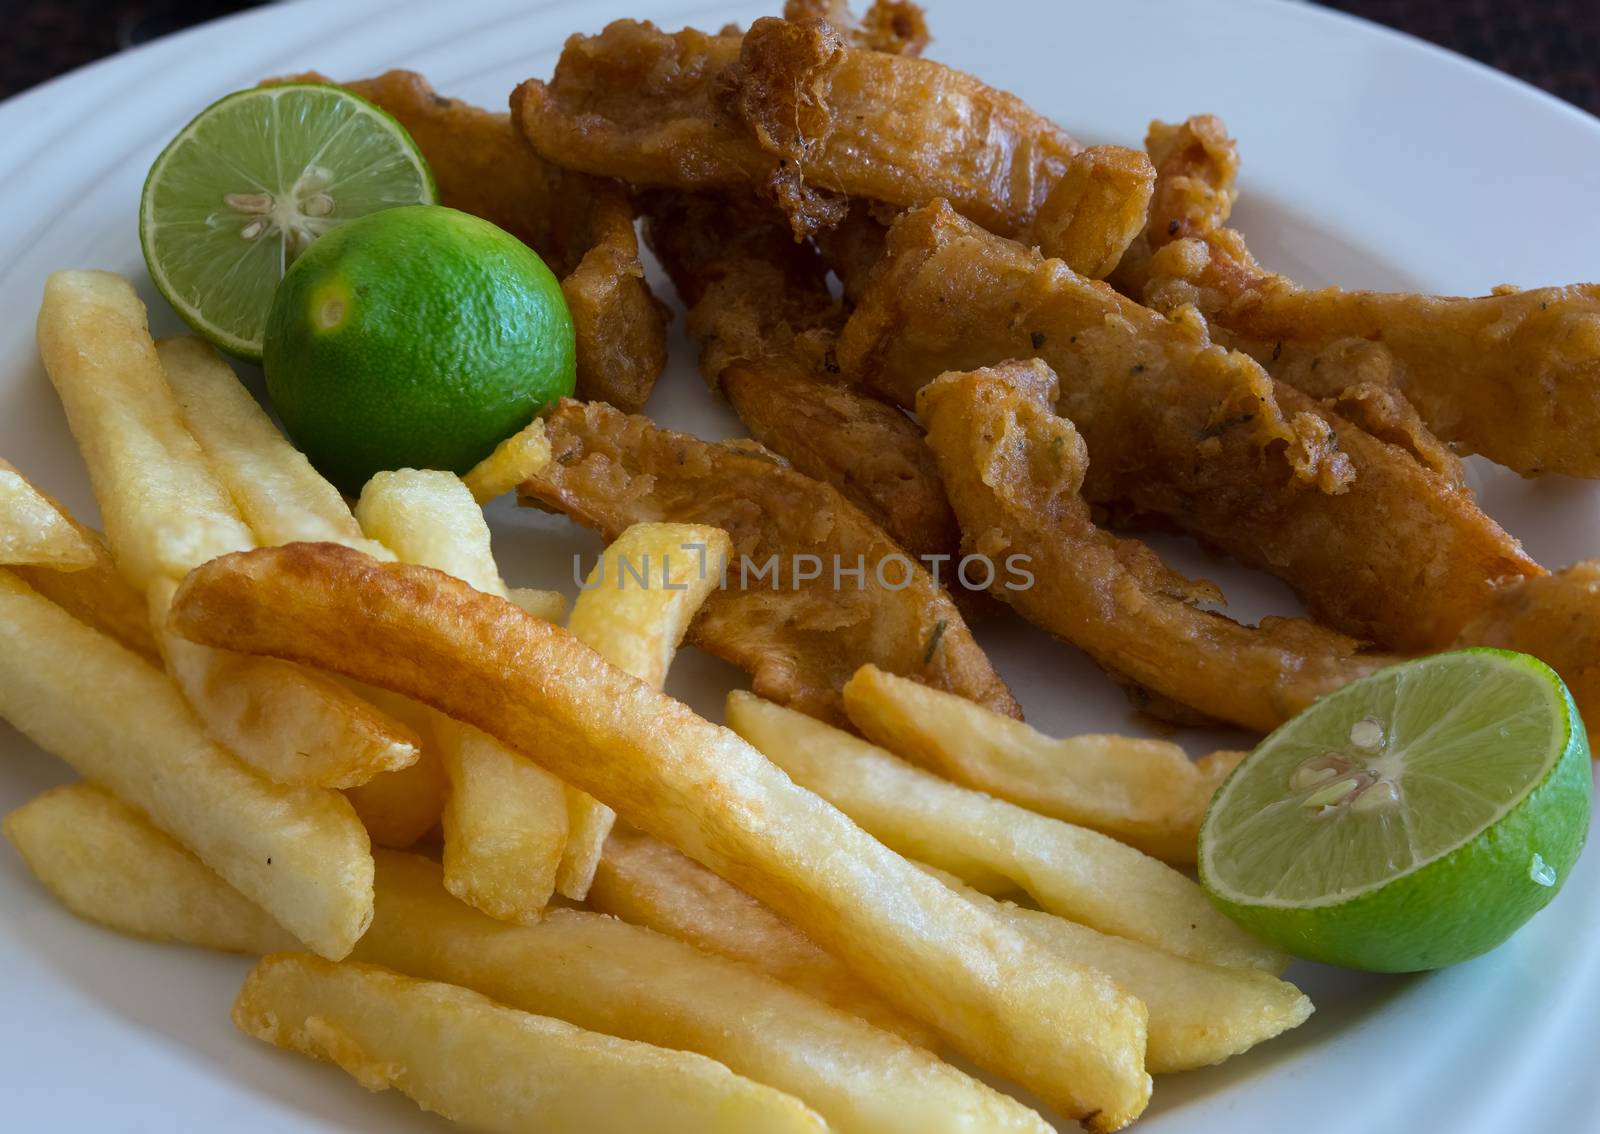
<box><xmin>1</xmin><ymin>0</ymin><xmax>1596</xmax><ymax>115</ymax></box>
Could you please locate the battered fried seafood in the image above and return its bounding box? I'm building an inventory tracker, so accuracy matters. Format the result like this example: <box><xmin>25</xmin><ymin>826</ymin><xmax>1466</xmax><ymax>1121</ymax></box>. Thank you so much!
<box><xmin>782</xmin><ymin>0</ymin><xmax>931</xmax><ymax>55</ymax></box>
<box><xmin>1029</xmin><ymin>146</ymin><xmax>1156</xmax><ymax>280</ymax></box>
<box><xmin>643</xmin><ymin>191</ymin><xmax>956</xmax><ymax>557</ymax></box>
<box><xmin>512</xmin><ymin>17</ymin><xmax>1079</xmax><ymax>239</ymax></box>
<box><xmin>519</xmin><ymin>399</ymin><xmax>1017</xmax><ymax>722</ymax></box>
<box><xmin>1454</xmin><ymin>562</ymin><xmax>1600</xmax><ymax>728</ymax></box>
<box><xmin>1131</xmin><ymin>115</ymin><xmax>1600</xmax><ymax>478</ymax></box>
<box><xmin>920</xmin><ymin>361</ymin><xmax>1395</xmax><ymax>731</ymax></box>
<box><xmin>840</xmin><ymin>201</ymin><xmax>1539</xmax><ymax>651</ymax></box>
<box><xmin>284</xmin><ymin>70</ymin><xmax>665</xmax><ymax>412</ymax></box>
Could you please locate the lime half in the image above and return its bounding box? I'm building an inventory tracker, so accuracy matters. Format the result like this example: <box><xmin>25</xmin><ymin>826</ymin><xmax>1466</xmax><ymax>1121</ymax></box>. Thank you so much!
<box><xmin>140</xmin><ymin>84</ymin><xmax>436</xmax><ymax>361</ymax></box>
<box><xmin>1200</xmin><ymin>649</ymin><xmax>1591</xmax><ymax>971</ymax></box>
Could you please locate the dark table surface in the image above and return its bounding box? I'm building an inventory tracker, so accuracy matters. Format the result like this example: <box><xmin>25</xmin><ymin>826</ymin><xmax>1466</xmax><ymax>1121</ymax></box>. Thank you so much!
<box><xmin>3</xmin><ymin>0</ymin><xmax>1596</xmax><ymax>114</ymax></box>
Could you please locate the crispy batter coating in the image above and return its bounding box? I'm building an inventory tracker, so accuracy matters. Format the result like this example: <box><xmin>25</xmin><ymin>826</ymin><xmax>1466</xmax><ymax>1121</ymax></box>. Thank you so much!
<box><xmin>783</xmin><ymin>0</ymin><xmax>931</xmax><ymax>55</ymax></box>
<box><xmin>919</xmin><ymin>361</ymin><xmax>1395</xmax><ymax>731</ymax></box>
<box><xmin>643</xmin><ymin>191</ymin><xmax>957</xmax><ymax>557</ymax></box>
<box><xmin>813</xmin><ymin>201</ymin><xmax>891</xmax><ymax>304</ymax></box>
<box><xmin>518</xmin><ymin>399</ymin><xmax>1018</xmax><ymax>723</ymax></box>
<box><xmin>1235</xmin><ymin>336</ymin><xmax>1466</xmax><ymax>483</ymax></box>
<box><xmin>1117</xmin><ymin>117</ymin><xmax>1460</xmax><ymax>481</ymax></box>
<box><xmin>512</xmin><ymin>18</ymin><xmax>1079</xmax><ymax>238</ymax></box>
<box><xmin>839</xmin><ymin>201</ymin><xmax>1540</xmax><ymax>649</ymax></box>
<box><xmin>1146</xmin><ymin>114</ymin><xmax>1239</xmax><ymax>245</ymax></box>
<box><xmin>1455</xmin><ymin>562</ymin><xmax>1600</xmax><ymax>729</ymax></box>
<box><xmin>1029</xmin><ymin>146</ymin><xmax>1156</xmax><ymax>280</ymax></box>
<box><xmin>1132</xmin><ymin>115</ymin><xmax>1600</xmax><ymax>478</ymax></box>
<box><xmin>280</xmin><ymin>70</ymin><xmax>666</xmax><ymax>412</ymax></box>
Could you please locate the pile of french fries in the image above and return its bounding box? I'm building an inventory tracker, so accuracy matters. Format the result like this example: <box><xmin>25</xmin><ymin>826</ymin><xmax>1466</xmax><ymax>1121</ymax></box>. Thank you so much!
<box><xmin>1</xmin><ymin>269</ymin><xmax>1313</xmax><ymax>1132</ymax></box>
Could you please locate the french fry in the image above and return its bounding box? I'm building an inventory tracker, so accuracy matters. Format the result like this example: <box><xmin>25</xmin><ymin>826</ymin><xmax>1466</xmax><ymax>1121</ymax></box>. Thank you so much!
<box><xmin>844</xmin><ymin>664</ymin><xmax>1243</xmax><ymax>863</ymax></box>
<box><xmin>35</xmin><ymin>271</ymin><xmax>255</xmax><ymax>590</ymax></box>
<box><xmin>4</xmin><ymin>783</ymin><xmax>299</xmax><ymax>953</ymax></box>
<box><xmin>357</xmin><ymin>853</ymin><xmax>1053</xmax><ymax>1134</ymax></box>
<box><xmin>155</xmin><ymin>336</ymin><xmax>390</xmax><ymax>557</ymax></box>
<box><xmin>923</xmin><ymin>865</ymin><xmax>1313</xmax><ymax>1072</ymax></box>
<box><xmin>590</xmin><ymin>829</ymin><xmax>938</xmax><ymax>1047</ymax></box>
<box><xmin>149</xmin><ymin>577</ymin><xmax>421</xmax><ymax>789</ymax></box>
<box><xmin>36</xmin><ymin>272</ymin><xmax>419</xmax><ymax>788</ymax></box>
<box><xmin>0</xmin><ymin>569</ymin><xmax>372</xmax><ymax>957</ymax></box>
<box><xmin>435</xmin><ymin>714</ymin><xmax>568</xmax><ymax>920</ymax></box>
<box><xmin>171</xmin><ymin>545</ymin><xmax>1155</xmax><ymax>1129</ymax></box>
<box><xmin>2</xmin><ymin>472</ymin><xmax>158</xmax><ymax>659</ymax></box>
<box><xmin>0</xmin><ymin>460</ymin><xmax>95</xmax><ymax>569</ymax></box>
<box><xmin>357</xmin><ymin>468</ymin><xmax>568</xmax><ymax>916</ymax></box>
<box><xmin>0</xmin><ymin>803</ymin><xmax>1054</xmax><ymax>1134</ymax></box>
<box><xmin>341</xmin><ymin>683</ymin><xmax>448</xmax><ymax>849</ymax></box>
<box><xmin>356</xmin><ymin>468</ymin><xmax>511</xmax><ymax>595</ymax></box>
<box><xmin>556</xmin><ymin>521</ymin><xmax>730</xmax><ymax>900</ymax></box>
<box><xmin>508</xmin><ymin>586</ymin><xmax>568</xmax><ymax>622</ymax></box>
<box><xmin>343</xmin><ymin>744</ymin><xmax>448</xmax><ymax>849</ymax></box>
<box><xmin>235</xmin><ymin>953</ymin><xmax>829</xmax><ymax>1134</ymax></box>
<box><xmin>462</xmin><ymin>417</ymin><xmax>551</xmax><ymax>503</ymax></box>
<box><xmin>728</xmin><ymin>691</ymin><xmax>1284</xmax><ymax>974</ymax></box>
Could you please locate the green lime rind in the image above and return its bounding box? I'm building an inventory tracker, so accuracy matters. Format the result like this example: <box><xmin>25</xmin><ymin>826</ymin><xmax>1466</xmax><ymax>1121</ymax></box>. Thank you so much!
<box><xmin>1200</xmin><ymin>649</ymin><xmax>1591</xmax><ymax>972</ymax></box>
<box><xmin>139</xmin><ymin>84</ymin><xmax>437</xmax><ymax>362</ymax></box>
<box><xmin>264</xmin><ymin>205</ymin><xmax>576</xmax><ymax>494</ymax></box>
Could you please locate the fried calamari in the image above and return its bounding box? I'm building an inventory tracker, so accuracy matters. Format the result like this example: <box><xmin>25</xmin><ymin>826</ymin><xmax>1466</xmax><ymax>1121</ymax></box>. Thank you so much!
<box><xmin>782</xmin><ymin>0</ymin><xmax>931</xmax><ymax>55</ymax></box>
<box><xmin>518</xmin><ymin>399</ymin><xmax>1018</xmax><ymax>723</ymax></box>
<box><xmin>920</xmin><ymin>361</ymin><xmax>1394</xmax><ymax>731</ymax></box>
<box><xmin>1455</xmin><ymin>562</ymin><xmax>1600</xmax><ymax>728</ymax></box>
<box><xmin>282</xmin><ymin>70</ymin><xmax>666</xmax><ymax>412</ymax></box>
<box><xmin>512</xmin><ymin>17</ymin><xmax>1080</xmax><ymax>240</ymax></box>
<box><xmin>642</xmin><ymin>191</ymin><xmax>957</xmax><ymax>557</ymax></box>
<box><xmin>1130</xmin><ymin>115</ymin><xmax>1600</xmax><ymax>478</ymax></box>
<box><xmin>839</xmin><ymin>201</ymin><xmax>1539</xmax><ymax>650</ymax></box>
<box><xmin>1030</xmin><ymin>146</ymin><xmax>1156</xmax><ymax>280</ymax></box>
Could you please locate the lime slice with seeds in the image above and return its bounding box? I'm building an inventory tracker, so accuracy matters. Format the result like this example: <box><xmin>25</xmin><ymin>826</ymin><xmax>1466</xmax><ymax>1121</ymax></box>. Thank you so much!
<box><xmin>1200</xmin><ymin>648</ymin><xmax>1591</xmax><ymax>972</ymax></box>
<box><xmin>139</xmin><ymin>84</ymin><xmax>436</xmax><ymax>361</ymax></box>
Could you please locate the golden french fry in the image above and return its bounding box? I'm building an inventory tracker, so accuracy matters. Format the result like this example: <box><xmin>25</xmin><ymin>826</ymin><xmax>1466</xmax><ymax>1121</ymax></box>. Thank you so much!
<box><xmin>356</xmin><ymin>469</ymin><xmax>568</xmax><ymax>919</ymax></box>
<box><xmin>590</xmin><ymin>829</ymin><xmax>937</xmax><ymax>1048</ymax></box>
<box><xmin>357</xmin><ymin>852</ymin><xmax>1053</xmax><ymax>1134</ymax></box>
<box><xmin>0</xmin><ymin>569</ymin><xmax>372</xmax><ymax>957</ymax></box>
<box><xmin>435</xmin><ymin>714</ymin><xmax>567</xmax><ymax>918</ymax></box>
<box><xmin>340</xmin><ymin>683</ymin><xmax>448</xmax><ymax>849</ymax></box>
<box><xmin>36</xmin><ymin>274</ymin><xmax>418</xmax><ymax>788</ymax></box>
<box><xmin>844</xmin><ymin>664</ymin><xmax>1242</xmax><ymax>863</ymax></box>
<box><xmin>727</xmin><ymin>691</ymin><xmax>1284</xmax><ymax>973</ymax></box>
<box><xmin>556</xmin><ymin>521</ymin><xmax>730</xmax><ymax>900</ymax></box>
<box><xmin>342</xmin><ymin>747</ymin><xmax>448</xmax><ymax>849</ymax></box>
<box><xmin>0</xmin><ymin>461</ymin><xmax>95</xmax><ymax>569</ymax></box>
<box><xmin>508</xmin><ymin>586</ymin><xmax>568</xmax><ymax>622</ymax></box>
<box><xmin>0</xmin><ymin>805</ymin><xmax>1051</xmax><ymax>1134</ymax></box>
<box><xmin>35</xmin><ymin>271</ymin><xmax>256</xmax><ymax>590</ymax></box>
<box><xmin>149</xmin><ymin>578</ymin><xmax>421</xmax><ymax>789</ymax></box>
<box><xmin>2</xmin><ymin>477</ymin><xmax>159</xmax><ymax>659</ymax></box>
<box><xmin>923</xmin><ymin>865</ymin><xmax>1313</xmax><ymax>1072</ymax></box>
<box><xmin>356</xmin><ymin>468</ymin><xmax>509</xmax><ymax>595</ymax></box>
<box><xmin>4</xmin><ymin>783</ymin><xmax>300</xmax><ymax>953</ymax></box>
<box><xmin>463</xmin><ymin>417</ymin><xmax>551</xmax><ymax>503</ymax></box>
<box><xmin>235</xmin><ymin>952</ymin><xmax>828</xmax><ymax>1134</ymax></box>
<box><xmin>156</xmin><ymin>337</ymin><xmax>390</xmax><ymax>557</ymax></box>
<box><xmin>171</xmin><ymin>546</ymin><xmax>1154</xmax><ymax>1129</ymax></box>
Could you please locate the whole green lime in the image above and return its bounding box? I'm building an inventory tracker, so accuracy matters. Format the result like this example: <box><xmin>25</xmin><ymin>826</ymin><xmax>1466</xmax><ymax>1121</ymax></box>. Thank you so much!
<box><xmin>264</xmin><ymin>204</ymin><xmax>575</xmax><ymax>492</ymax></box>
<box><xmin>1200</xmin><ymin>649</ymin><xmax>1591</xmax><ymax>972</ymax></box>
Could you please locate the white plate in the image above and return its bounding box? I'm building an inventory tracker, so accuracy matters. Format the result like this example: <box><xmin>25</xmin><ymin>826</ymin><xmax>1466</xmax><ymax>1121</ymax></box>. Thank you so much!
<box><xmin>3</xmin><ymin>0</ymin><xmax>1599</xmax><ymax>1129</ymax></box>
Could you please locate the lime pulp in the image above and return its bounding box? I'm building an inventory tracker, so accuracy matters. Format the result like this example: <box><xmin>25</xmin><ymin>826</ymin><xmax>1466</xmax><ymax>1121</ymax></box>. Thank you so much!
<box><xmin>1200</xmin><ymin>648</ymin><xmax>1591</xmax><ymax>971</ymax></box>
<box><xmin>139</xmin><ymin>84</ymin><xmax>436</xmax><ymax>361</ymax></box>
